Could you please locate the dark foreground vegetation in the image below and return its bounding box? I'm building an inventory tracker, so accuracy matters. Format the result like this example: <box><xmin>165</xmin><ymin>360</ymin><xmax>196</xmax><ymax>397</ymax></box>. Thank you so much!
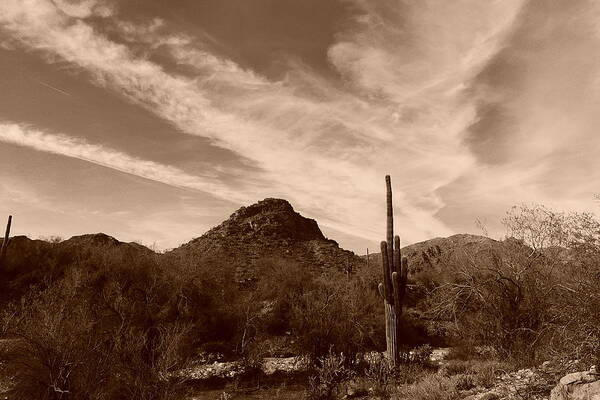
<box><xmin>0</xmin><ymin>203</ymin><xmax>599</xmax><ymax>399</ymax></box>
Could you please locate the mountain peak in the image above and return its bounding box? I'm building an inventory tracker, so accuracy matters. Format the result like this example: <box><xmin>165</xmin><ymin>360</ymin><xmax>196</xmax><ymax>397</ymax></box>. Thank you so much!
<box><xmin>231</xmin><ymin>198</ymin><xmax>294</xmax><ymax>219</ymax></box>
<box><xmin>169</xmin><ymin>198</ymin><xmax>360</xmax><ymax>277</ymax></box>
<box><xmin>207</xmin><ymin>198</ymin><xmax>325</xmax><ymax>242</ymax></box>
<box><xmin>65</xmin><ymin>233</ymin><xmax>122</xmax><ymax>247</ymax></box>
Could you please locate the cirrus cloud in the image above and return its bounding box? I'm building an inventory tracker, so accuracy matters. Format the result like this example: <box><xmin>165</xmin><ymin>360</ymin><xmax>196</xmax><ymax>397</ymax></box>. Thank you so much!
<box><xmin>2</xmin><ymin>0</ymin><xmax>597</xmax><ymax>252</ymax></box>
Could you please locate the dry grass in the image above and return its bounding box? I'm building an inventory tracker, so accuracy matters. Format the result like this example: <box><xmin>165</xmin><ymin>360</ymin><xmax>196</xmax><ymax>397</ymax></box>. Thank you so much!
<box><xmin>440</xmin><ymin>360</ymin><xmax>511</xmax><ymax>381</ymax></box>
<box><xmin>387</xmin><ymin>359</ymin><xmax>514</xmax><ymax>400</ymax></box>
<box><xmin>393</xmin><ymin>374</ymin><xmax>460</xmax><ymax>400</ymax></box>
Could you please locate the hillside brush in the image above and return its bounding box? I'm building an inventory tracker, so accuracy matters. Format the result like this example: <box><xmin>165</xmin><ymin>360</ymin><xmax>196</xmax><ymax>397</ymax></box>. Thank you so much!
<box><xmin>377</xmin><ymin>176</ymin><xmax>409</xmax><ymax>366</ymax></box>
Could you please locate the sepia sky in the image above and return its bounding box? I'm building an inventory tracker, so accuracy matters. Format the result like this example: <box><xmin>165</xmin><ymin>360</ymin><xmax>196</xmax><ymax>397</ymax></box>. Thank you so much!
<box><xmin>1</xmin><ymin>0</ymin><xmax>600</xmax><ymax>252</ymax></box>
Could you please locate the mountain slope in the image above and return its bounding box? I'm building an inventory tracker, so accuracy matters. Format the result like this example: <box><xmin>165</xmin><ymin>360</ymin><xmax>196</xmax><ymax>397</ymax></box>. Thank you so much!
<box><xmin>166</xmin><ymin>198</ymin><xmax>364</xmax><ymax>280</ymax></box>
<box><xmin>0</xmin><ymin>233</ymin><xmax>154</xmax><ymax>303</ymax></box>
<box><xmin>363</xmin><ymin>234</ymin><xmax>504</xmax><ymax>274</ymax></box>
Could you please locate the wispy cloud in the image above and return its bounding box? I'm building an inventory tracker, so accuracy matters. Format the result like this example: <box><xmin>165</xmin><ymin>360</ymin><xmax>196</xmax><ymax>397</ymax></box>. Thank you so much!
<box><xmin>8</xmin><ymin>0</ymin><xmax>594</xmax><ymax>251</ymax></box>
<box><xmin>52</xmin><ymin>0</ymin><xmax>113</xmax><ymax>18</ymax></box>
<box><xmin>0</xmin><ymin>122</ymin><xmax>250</xmax><ymax>203</ymax></box>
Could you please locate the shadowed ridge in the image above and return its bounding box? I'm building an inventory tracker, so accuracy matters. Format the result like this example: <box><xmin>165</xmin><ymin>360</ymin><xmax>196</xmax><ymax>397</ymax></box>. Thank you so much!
<box><xmin>167</xmin><ymin>198</ymin><xmax>362</xmax><ymax>277</ymax></box>
<box><xmin>60</xmin><ymin>233</ymin><xmax>154</xmax><ymax>253</ymax></box>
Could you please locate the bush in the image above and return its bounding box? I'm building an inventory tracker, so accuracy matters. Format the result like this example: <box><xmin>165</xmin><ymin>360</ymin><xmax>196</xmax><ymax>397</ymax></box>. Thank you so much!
<box><xmin>409</xmin><ymin>344</ymin><xmax>433</xmax><ymax>364</ymax></box>
<box><xmin>427</xmin><ymin>204</ymin><xmax>600</xmax><ymax>365</ymax></box>
<box><xmin>439</xmin><ymin>360</ymin><xmax>509</xmax><ymax>389</ymax></box>
<box><xmin>395</xmin><ymin>362</ymin><xmax>436</xmax><ymax>385</ymax></box>
<box><xmin>287</xmin><ymin>271</ymin><xmax>384</xmax><ymax>361</ymax></box>
<box><xmin>1</xmin><ymin>252</ymin><xmax>193</xmax><ymax>400</ymax></box>
<box><xmin>306</xmin><ymin>351</ymin><xmax>353</xmax><ymax>400</ymax></box>
<box><xmin>364</xmin><ymin>353</ymin><xmax>395</xmax><ymax>398</ymax></box>
<box><xmin>453</xmin><ymin>374</ymin><xmax>475</xmax><ymax>391</ymax></box>
<box><xmin>472</xmin><ymin>362</ymin><xmax>502</xmax><ymax>389</ymax></box>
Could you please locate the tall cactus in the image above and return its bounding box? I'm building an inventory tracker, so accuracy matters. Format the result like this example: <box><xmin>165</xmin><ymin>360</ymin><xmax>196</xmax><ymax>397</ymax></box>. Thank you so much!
<box><xmin>377</xmin><ymin>176</ymin><xmax>409</xmax><ymax>365</ymax></box>
<box><xmin>0</xmin><ymin>215</ymin><xmax>12</xmax><ymax>266</ymax></box>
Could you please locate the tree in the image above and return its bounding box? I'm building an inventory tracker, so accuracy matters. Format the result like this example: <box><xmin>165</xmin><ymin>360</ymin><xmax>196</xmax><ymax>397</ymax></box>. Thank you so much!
<box><xmin>428</xmin><ymin>204</ymin><xmax>600</xmax><ymax>363</ymax></box>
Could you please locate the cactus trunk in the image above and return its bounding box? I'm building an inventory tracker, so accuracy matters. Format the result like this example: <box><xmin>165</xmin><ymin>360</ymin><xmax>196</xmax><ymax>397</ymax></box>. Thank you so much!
<box><xmin>380</xmin><ymin>177</ymin><xmax>408</xmax><ymax>366</ymax></box>
<box><xmin>0</xmin><ymin>215</ymin><xmax>12</xmax><ymax>266</ymax></box>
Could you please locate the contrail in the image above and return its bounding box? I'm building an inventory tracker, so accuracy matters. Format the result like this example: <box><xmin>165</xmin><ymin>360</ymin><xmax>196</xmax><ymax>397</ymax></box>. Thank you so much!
<box><xmin>36</xmin><ymin>80</ymin><xmax>71</xmax><ymax>96</ymax></box>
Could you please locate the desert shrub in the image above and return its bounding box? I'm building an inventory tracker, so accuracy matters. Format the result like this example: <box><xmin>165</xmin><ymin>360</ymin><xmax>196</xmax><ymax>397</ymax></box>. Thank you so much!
<box><xmin>238</xmin><ymin>258</ymin><xmax>430</xmax><ymax>362</ymax></box>
<box><xmin>395</xmin><ymin>362</ymin><xmax>436</xmax><ymax>385</ymax></box>
<box><xmin>253</xmin><ymin>258</ymin><xmax>317</xmax><ymax>334</ymax></box>
<box><xmin>271</xmin><ymin>267</ymin><xmax>384</xmax><ymax>361</ymax></box>
<box><xmin>2</xmin><ymin>271</ymin><xmax>112</xmax><ymax>399</ymax></box>
<box><xmin>439</xmin><ymin>359</ymin><xmax>508</xmax><ymax>387</ymax></box>
<box><xmin>502</xmin><ymin>206</ymin><xmax>600</xmax><ymax>363</ymax></box>
<box><xmin>306</xmin><ymin>351</ymin><xmax>353</xmax><ymax>400</ymax></box>
<box><xmin>0</xmin><ymin>238</ymin><xmax>65</xmax><ymax>303</ymax></box>
<box><xmin>240</xmin><ymin>259</ymin><xmax>400</xmax><ymax>364</ymax></box>
<box><xmin>472</xmin><ymin>362</ymin><xmax>501</xmax><ymax>389</ymax></box>
<box><xmin>426</xmin><ymin>204</ymin><xmax>600</xmax><ymax>364</ymax></box>
<box><xmin>430</xmin><ymin>245</ymin><xmax>556</xmax><ymax>363</ymax></box>
<box><xmin>453</xmin><ymin>374</ymin><xmax>475</xmax><ymax>391</ymax></box>
<box><xmin>364</xmin><ymin>353</ymin><xmax>395</xmax><ymax>397</ymax></box>
<box><xmin>438</xmin><ymin>361</ymin><xmax>471</xmax><ymax>377</ymax></box>
<box><xmin>409</xmin><ymin>344</ymin><xmax>434</xmax><ymax>364</ymax></box>
<box><xmin>1</xmin><ymin>251</ymin><xmax>193</xmax><ymax>400</ymax></box>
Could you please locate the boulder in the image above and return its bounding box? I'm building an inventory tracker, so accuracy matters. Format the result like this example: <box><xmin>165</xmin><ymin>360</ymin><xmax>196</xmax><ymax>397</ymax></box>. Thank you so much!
<box><xmin>550</xmin><ymin>366</ymin><xmax>600</xmax><ymax>400</ymax></box>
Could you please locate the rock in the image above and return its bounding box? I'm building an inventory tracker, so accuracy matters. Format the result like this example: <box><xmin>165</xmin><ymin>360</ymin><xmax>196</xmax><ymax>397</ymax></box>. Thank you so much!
<box><xmin>465</xmin><ymin>361</ymin><xmax>555</xmax><ymax>400</ymax></box>
<box><xmin>540</xmin><ymin>361</ymin><xmax>552</xmax><ymax>371</ymax></box>
<box><xmin>262</xmin><ymin>356</ymin><xmax>307</xmax><ymax>375</ymax></box>
<box><xmin>342</xmin><ymin>380</ymin><xmax>369</xmax><ymax>399</ymax></box>
<box><xmin>430</xmin><ymin>347</ymin><xmax>451</xmax><ymax>364</ymax></box>
<box><xmin>550</xmin><ymin>366</ymin><xmax>600</xmax><ymax>400</ymax></box>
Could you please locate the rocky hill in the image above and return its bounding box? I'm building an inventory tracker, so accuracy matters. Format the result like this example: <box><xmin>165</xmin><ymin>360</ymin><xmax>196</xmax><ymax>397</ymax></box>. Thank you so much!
<box><xmin>364</xmin><ymin>234</ymin><xmax>504</xmax><ymax>274</ymax></box>
<box><xmin>165</xmin><ymin>198</ymin><xmax>364</xmax><ymax>280</ymax></box>
<box><xmin>2</xmin><ymin>233</ymin><xmax>153</xmax><ymax>267</ymax></box>
<box><xmin>0</xmin><ymin>233</ymin><xmax>155</xmax><ymax>303</ymax></box>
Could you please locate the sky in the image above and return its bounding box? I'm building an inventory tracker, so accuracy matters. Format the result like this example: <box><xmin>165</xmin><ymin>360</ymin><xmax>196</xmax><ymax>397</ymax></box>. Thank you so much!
<box><xmin>1</xmin><ymin>0</ymin><xmax>600</xmax><ymax>253</ymax></box>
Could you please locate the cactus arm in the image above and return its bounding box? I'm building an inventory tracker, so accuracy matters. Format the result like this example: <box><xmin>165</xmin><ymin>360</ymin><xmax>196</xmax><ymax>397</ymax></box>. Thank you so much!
<box><xmin>401</xmin><ymin>256</ymin><xmax>409</xmax><ymax>285</ymax></box>
<box><xmin>380</xmin><ymin>241</ymin><xmax>392</xmax><ymax>304</ymax></box>
<box><xmin>393</xmin><ymin>235</ymin><xmax>401</xmax><ymax>274</ymax></box>
<box><xmin>378</xmin><ymin>283</ymin><xmax>385</xmax><ymax>299</ymax></box>
<box><xmin>397</xmin><ymin>256</ymin><xmax>409</xmax><ymax>310</ymax></box>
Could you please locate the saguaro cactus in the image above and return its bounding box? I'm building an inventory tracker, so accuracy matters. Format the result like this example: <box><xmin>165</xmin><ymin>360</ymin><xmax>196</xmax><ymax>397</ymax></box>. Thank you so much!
<box><xmin>378</xmin><ymin>176</ymin><xmax>409</xmax><ymax>366</ymax></box>
<box><xmin>0</xmin><ymin>215</ymin><xmax>12</xmax><ymax>266</ymax></box>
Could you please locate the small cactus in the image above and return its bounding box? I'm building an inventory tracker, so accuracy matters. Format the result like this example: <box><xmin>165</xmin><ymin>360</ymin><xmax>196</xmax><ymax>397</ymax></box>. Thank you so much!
<box><xmin>379</xmin><ymin>177</ymin><xmax>409</xmax><ymax>366</ymax></box>
<box><xmin>0</xmin><ymin>215</ymin><xmax>12</xmax><ymax>266</ymax></box>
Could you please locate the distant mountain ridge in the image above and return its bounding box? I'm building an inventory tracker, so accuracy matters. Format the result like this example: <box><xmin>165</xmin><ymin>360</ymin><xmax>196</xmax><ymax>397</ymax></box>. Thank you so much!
<box><xmin>0</xmin><ymin>198</ymin><xmax>365</xmax><ymax>286</ymax></box>
<box><xmin>364</xmin><ymin>234</ymin><xmax>501</xmax><ymax>274</ymax></box>
<box><xmin>1</xmin><ymin>199</ymin><xmax>505</xmax><ymax>288</ymax></box>
<box><xmin>4</xmin><ymin>232</ymin><xmax>154</xmax><ymax>261</ymax></box>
